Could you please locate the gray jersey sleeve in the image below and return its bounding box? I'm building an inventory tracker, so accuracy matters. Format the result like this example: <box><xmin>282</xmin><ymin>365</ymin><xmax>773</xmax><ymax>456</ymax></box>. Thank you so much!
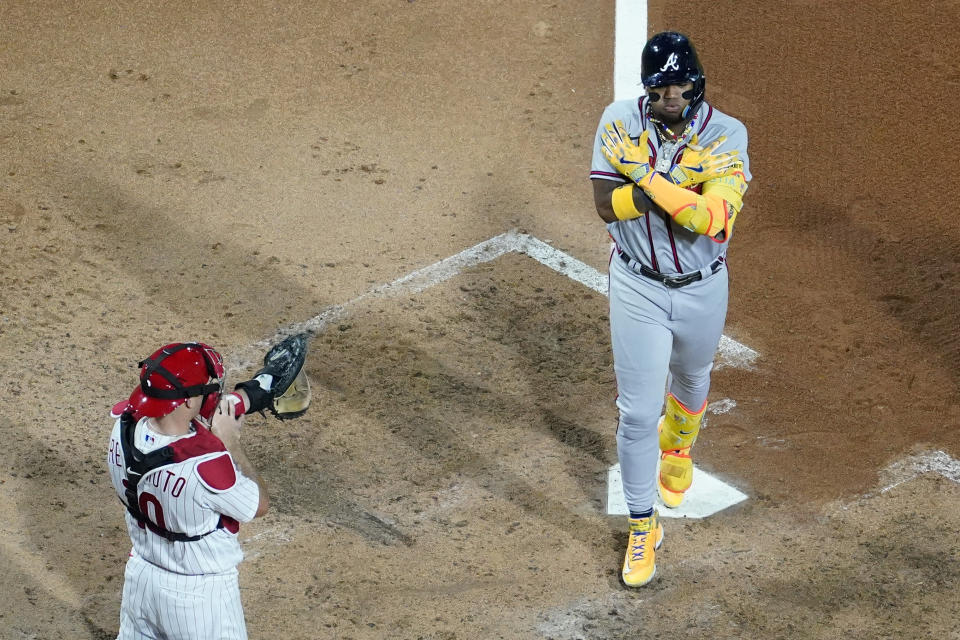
<box><xmin>593</xmin><ymin>100</ymin><xmax>752</xmax><ymax>274</ymax></box>
<box><xmin>590</xmin><ymin>99</ymin><xmax>643</xmax><ymax>182</ymax></box>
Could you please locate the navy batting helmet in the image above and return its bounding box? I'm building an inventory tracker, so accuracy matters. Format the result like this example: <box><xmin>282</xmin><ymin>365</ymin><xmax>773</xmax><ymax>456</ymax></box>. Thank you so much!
<box><xmin>641</xmin><ymin>32</ymin><xmax>705</xmax><ymax>117</ymax></box>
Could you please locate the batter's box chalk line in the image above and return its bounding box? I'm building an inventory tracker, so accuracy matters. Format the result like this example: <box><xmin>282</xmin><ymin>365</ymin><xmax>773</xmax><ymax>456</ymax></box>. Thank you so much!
<box><xmin>238</xmin><ymin>230</ymin><xmax>757</xmax><ymax>365</ymax></box>
<box><xmin>878</xmin><ymin>450</ymin><xmax>960</xmax><ymax>493</ymax></box>
<box><xmin>228</xmin><ymin>230</ymin><xmax>759</xmax><ymax>518</ymax></box>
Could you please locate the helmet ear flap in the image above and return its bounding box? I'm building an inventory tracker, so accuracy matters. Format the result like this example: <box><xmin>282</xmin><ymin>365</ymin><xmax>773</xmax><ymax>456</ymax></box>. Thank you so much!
<box><xmin>197</xmin><ymin>391</ymin><xmax>222</xmax><ymax>423</ymax></box>
<box><xmin>189</xmin><ymin>343</ymin><xmax>224</xmax><ymax>423</ymax></box>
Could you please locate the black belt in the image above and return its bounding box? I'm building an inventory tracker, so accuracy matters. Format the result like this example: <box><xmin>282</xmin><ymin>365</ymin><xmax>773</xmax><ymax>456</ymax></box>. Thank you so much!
<box><xmin>618</xmin><ymin>250</ymin><xmax>724</xmax><ymax>288</ymax></box>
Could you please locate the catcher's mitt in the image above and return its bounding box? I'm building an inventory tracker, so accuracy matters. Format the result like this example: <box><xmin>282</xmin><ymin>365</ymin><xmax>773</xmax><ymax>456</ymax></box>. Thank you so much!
<box><xmin>251</xmin><ymin>333</ymin><xmax>311</xmax><ymax>420</ymax></box>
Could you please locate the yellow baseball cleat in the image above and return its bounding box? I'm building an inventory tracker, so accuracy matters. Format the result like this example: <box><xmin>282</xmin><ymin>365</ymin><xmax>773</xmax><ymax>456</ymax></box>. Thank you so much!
<box><xmin>621</xmin><ymin>511</ymin><xmax>664</xmax><ymax>587</ymax></box>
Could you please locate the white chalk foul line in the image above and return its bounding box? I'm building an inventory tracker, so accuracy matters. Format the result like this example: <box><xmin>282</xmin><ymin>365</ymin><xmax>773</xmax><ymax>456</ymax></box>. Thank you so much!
<box><xmin>614</xmin><ymin>0</ymin><xmax>648</xmax><ymax>101</ymax></box>
<box><xmin>515</xmin><ymin>233</ymin><xmax>609</xmax><ymax>294</ymax></box>
<box><xmin>228</xmin><ymin>232</ymin><xmax>518</xmax><ymax>371</ymax></box>
<box><xmin>879</xmin><ymin>450</ymin><xmax>960</xmax><ymax>493</ymax></box>
<box><xmin>230</xmin><ymin>230</ymin><xmax>759</xmax><ymax>374</ymax></box>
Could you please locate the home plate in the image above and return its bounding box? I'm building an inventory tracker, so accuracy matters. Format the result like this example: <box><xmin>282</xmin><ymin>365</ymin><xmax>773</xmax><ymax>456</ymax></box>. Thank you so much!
<box><xmin>607</xmin><ymin>462</ymin><xmax>747</xmax><ymax>518</ymax></box>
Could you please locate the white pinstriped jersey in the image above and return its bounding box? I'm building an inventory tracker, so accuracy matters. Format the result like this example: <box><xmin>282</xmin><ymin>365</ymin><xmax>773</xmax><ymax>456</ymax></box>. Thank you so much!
<box><xmin>107</xmin><ymin>417</ymin><xmax>259</xmax><ymax>575</ymax></box>
<box><xmin>590</xmin><ymin>97</ymin><xmax>751</xmax><ymax>275</ymax></box>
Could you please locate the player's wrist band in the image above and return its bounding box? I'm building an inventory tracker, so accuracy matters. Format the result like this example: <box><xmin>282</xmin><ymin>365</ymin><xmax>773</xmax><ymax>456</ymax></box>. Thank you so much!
<box><xmin>611</xmin><ymin>183</ymin><xmax>644</xmax><ymax>220</ymax></box>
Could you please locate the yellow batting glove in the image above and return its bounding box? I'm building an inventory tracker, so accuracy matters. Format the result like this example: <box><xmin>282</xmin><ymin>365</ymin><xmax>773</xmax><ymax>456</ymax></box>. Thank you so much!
<box><xmin>667</xmin><ymin>135</ymin><xmax>742</xmax><ymax>188</ymax></box>
<box><xmin>600</xmin><ymin>120</ymin><xmax>654</xmax><ymax>187</ymax></box>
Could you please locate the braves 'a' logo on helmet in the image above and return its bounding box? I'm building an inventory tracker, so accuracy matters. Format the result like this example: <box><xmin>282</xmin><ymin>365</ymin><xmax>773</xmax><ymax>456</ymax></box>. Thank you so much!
<box><xmin>660</xmin><ymin>53</ymin><xmax>680</xmax><ymax>72</ymax></box>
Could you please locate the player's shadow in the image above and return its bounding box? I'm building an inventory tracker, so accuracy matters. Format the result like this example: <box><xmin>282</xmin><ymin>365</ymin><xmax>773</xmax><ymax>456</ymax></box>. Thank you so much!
<box><xmin>250</xmin><ymin>298</ymin><xmax>623</xmax><ymax>562</ymax></box>
<box><xmin>2</xmin><ymin>426</ymin><xmax>128</xmax><ymax>638</ymax></box>
<box><xmin>450</xmin><ymin>260</ymin><xmax>618</xmax><ymax>476</ymax></box>
<box><xmin>721</xmin><ymin>185</ymin><xmax>960</xmax><ymax>496</ymax></box>
<box><xmin>26</xmin><ymin>168</ymin><xmax>622</xmax><ymax>584</ymax></box>
<box><xmin>48</xmin><ymin>168</ymin><xmax>325</xmax><ymax>352</ymax></box>
<box><xmin>36</xmin><ymin>165</ymin><xmax>630</xmax><ymax>575</ymax></box>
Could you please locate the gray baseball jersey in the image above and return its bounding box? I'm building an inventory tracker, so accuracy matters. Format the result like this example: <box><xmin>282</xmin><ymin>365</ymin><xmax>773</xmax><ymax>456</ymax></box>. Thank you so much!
<box><xmin>591</xmin><ymin>96</ymin><xmax>751</xmax><ymax>274</ymax></box>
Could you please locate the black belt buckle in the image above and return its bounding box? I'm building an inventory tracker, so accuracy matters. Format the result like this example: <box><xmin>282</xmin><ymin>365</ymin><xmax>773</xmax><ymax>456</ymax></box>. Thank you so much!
<box><xmin>636</xmin><ymin>263</ymin><xmax>699</xmax><ymax>288</ymax></box>
<box><xmin>663</xmin><ymin>273</ymin><xmax>699</xmax><ymax>288</ymax></box>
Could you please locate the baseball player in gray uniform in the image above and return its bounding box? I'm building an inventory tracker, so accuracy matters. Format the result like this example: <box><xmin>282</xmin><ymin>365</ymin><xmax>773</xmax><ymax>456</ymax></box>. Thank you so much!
<box><xmin>590</xmin><ymin>32</ymin><xmax>751</xmax><ymax>587</ymax></box>
<box><xmin>107</xmin><ymin>341</ymin><xmax>294</xmax><ymax>639</ymax></box>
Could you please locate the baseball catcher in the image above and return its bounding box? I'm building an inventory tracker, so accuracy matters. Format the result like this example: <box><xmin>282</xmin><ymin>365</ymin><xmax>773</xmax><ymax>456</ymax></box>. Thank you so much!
<box><xmin>106</xmin><ymin>333</ymin><xmax>311</xmax><ymax>639</ymax></box>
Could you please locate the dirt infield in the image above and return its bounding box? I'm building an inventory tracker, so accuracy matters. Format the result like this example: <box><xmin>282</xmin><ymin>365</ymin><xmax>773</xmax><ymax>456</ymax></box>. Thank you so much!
<box><xmin>2</xmin><ymin>1</ymin><xmax>959</xmax><ymax>638</ymax></box>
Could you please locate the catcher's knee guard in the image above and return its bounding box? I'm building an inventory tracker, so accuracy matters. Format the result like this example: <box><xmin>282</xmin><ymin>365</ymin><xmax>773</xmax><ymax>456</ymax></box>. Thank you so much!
<box><xmin>658</xmin><ymin>394</ymin><xmax>707</xmax><ymax>507</ymax></box>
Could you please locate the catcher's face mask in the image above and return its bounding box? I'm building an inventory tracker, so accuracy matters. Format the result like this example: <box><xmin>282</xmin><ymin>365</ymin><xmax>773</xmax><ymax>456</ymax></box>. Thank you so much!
<box><xmin>127</xmin><ymin>343</ymin><xmax>225</xmax><ymax>422</ymax></box>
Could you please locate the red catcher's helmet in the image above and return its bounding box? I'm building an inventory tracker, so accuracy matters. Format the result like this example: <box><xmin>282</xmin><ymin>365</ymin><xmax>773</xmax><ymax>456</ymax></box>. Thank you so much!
<box><xmin>120</xmin><ymin>343</ymin><xmax>225</xmax><ymax>420</ymax></box>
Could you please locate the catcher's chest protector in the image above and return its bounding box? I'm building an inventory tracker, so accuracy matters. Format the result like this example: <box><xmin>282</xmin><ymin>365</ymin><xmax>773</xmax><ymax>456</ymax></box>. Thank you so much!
<box><xmin>118</xmin><ymin>412</ymin><xmax>222</xmax><ymax>542</ymax></box>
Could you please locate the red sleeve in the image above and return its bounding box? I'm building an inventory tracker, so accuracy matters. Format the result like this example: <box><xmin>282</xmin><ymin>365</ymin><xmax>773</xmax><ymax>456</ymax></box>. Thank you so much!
<box><xmin>196</xmin><ymin>454</ymin><xmax>237</xmax><ymax>491</ymax></box>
